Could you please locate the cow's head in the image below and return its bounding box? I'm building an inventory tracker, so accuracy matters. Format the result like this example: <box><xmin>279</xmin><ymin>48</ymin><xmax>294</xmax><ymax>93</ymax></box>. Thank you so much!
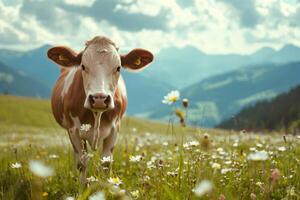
<box><xmin>47</xmin><ymin>36</ymin><xmax>153</xmax><ymax>112</ymax></box>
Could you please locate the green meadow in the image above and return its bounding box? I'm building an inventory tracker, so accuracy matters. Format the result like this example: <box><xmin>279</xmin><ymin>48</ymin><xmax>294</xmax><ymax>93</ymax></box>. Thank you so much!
<box><xmin>0</xmin><ymin>95</ymin><xmax>299</xmax><ymax>200</ymax></box>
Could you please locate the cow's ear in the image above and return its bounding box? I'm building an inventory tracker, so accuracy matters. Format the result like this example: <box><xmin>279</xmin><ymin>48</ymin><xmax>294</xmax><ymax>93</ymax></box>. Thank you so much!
<box><xmin>47</xmin><ymin>46</ymin><xmax>82</xmax><ymax>67</ymax></box>
<box><xmin>121</xmin><ymin>48</ymin><xmax>153</xmax><ymax>71</ymax></box>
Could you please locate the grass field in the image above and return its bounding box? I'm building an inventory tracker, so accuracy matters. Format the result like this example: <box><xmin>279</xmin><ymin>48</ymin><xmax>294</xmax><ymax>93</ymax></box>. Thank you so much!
<box><xmin>0</xmin><ymin>95</ymin><xmax>299</xmax><ymax>200</ymax></box>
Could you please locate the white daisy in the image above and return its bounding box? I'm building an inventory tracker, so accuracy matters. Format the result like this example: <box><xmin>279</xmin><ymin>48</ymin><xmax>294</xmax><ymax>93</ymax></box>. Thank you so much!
<box><xmin>11</xmin><ymin>162</ymin><xmax>22</xmax><ymax>169</ymax></box>
<box><xmin>107</xmin><ymin>177</ymin><xmax>122</xmax><ymax>186</ymax></box>
<box><xmin>100</xmin><ymin>156</ymin><xmax>114</xmax><ymax>164</ymax></box>
<box><xmin>162</xmin><ymin>90</ymin><xmax>180</xmax><ymax>105</ymax></box>
<box><xmin>129</xmin><ymin>155</ymin><xmax>142</xmax><ymax>162</ymax></box>
<box><xmin>80</xmin><ymin>124</ymin><xmax>92</xmax><ymax>132</ymax></box>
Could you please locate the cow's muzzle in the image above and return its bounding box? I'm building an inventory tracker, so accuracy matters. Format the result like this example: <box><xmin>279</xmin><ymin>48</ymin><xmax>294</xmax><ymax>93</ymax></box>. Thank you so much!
<box><xmin>88</xmin><ymin>93</ymin><xmax>111</xmax><ymax>110</ymax></box>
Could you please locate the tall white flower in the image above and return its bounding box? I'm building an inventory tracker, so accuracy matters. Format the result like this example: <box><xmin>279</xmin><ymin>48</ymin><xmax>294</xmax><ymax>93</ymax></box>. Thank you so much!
<box><xmin>247</xmin><ymin>151</ymin><xmax>268</xmax><ymax>161</ymax></box>
<box><xmin>193</xmin><ymin>180</ymin><xmax>213</xmax><ymax>197</ymax></box>
<box><xmin>29</xmin><ymin>160</ymin><xmax>54</xmax><ymax>178</ymax></box>
<box><xmin>162</xmin><ymin>90</ymin><xmax>180</xmax><ymax>105</ymax></box>
<box><xmin>11</xmin><ymin>162</ymin><xmax>22</xmax><ymax>169</ymax></box>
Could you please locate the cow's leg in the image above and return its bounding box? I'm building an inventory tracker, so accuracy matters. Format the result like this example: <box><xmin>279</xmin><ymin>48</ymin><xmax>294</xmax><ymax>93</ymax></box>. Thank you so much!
<box><xmin>101</xmin><ymin>122</ymin><xmax>119</xmax><ymax>170</ymax></box>
<box><xmin>68</xmin><ymin>128</ymin><xmax>88</xmax><ymax>185</ymax></box>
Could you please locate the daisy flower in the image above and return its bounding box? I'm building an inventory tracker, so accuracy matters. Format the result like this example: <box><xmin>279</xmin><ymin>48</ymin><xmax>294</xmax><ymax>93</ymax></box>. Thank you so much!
<box><xmin>162</xmin><ymin>90</ymin><xmax>180</xmax><ymax>105</ymax></box>
<box><xmin>11</xmin><ymin>162</ymin><xmax>22</xmax><ymax>169</ymax></box>
<box><xmin>107</xmin><ymin>177</ymin><xmax>122</xmax><ymax>186</ymax></box>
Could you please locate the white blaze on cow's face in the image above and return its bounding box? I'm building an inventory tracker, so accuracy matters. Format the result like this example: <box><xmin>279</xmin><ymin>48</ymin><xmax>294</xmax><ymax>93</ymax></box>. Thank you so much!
<box><xmin>81</xmin><ymin>42</ymin><xmax>121</xmax><ymax>111</ymax></box>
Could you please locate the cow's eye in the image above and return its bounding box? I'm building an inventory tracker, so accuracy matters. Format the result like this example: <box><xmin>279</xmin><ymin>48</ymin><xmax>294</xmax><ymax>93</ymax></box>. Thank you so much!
<box><xmin>116</xmin><ymin>66</ymin><xmax>121</xmax><ymax>72</ymax></box>
<box><xmin>81</xmin><ymin>64</ymin><xmax>85</xmax><ymax>71</ymax></box>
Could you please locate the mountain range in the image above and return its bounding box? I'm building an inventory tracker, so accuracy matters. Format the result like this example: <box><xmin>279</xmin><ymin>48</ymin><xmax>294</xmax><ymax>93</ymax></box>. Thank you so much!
<box><xmin>143</xmin><ymin>44</ymin><xmax>300</xmax><ymax>88</ymax></box>
<box><xmin>148</xmin><ymin>61</ymin><xmax>300</xmax><ymax>127</ymax></box>
<box><xmin>0</xmin><ymin>43</ymin><xmax>300</xmax><ymax>126</ymax></box>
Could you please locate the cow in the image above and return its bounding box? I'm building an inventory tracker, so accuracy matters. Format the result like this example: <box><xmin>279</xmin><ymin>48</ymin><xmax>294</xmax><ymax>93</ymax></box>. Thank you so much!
<box><xmin>47</xmin><ymin>36</ymin><xmax>153</xmax><ymax>184</ymax></box>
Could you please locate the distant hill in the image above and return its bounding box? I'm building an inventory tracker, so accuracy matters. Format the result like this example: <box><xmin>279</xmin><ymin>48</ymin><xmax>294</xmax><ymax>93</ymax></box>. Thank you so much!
<box><xmin>0</xmin><ymin>45</ymin><xmax>59</xmax><ymax>88</ymax></box>
<box><xmin>143</xmin><ymin>44</ymin><xmax>300</xmax><ymax>88</ymax></box>
<box><xmin>147</xmin><ymin>62</ymin><xmax>300</xmax><ymax>127</ymax></box>
<box><xmin>0</xmin><ymin>61</ymin><xmax>50</xmax><ymax>98</ymax></box>
<box><xmin>217</xmin><ymin>85</ymin><xmax>300</xmax><ymax>133</ymax></box>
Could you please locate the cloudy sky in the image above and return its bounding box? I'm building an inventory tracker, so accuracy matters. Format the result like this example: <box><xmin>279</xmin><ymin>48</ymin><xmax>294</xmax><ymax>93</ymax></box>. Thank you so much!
<box><xmin>0</xmin><ymin>0</ymin><xmax>299</xmax><ymax>54</ymax></box>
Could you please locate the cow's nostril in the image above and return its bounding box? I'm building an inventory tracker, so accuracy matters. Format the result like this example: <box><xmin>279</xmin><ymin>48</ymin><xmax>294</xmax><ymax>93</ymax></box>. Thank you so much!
<box><xmin>104</xmin><ymin>95</ymin><xmax>111</xmax><ymax>106</ymax></box>
<box><xmin>89</xmin><ymin>94</ymin><xmax>95</xmax><ymax>104</ymax></box>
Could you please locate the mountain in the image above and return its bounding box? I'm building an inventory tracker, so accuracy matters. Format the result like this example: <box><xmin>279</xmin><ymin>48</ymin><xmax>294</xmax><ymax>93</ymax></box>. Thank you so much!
<box><xmin>0</xmin><ymin>61</ymin><xmax>50</xmax><ymax>97</ymax></box>
<box><xmin>147</xmin><ymin>62</ymin><xmax>300</xmax><ymax>127</ymax></box>
<box><xmin>143</xmin><ymin>44</ymin><xmax>300</xmax><ymax>88</ymax></box>
<box><xmin>0</xmin><ymin>45</ymin><xmax>59</xmax><ymax>88</ymax></box>
<box><xmin>217</xmin><ymin>85</ymin><xmax>300</xmax><ymax>133</ymax></box>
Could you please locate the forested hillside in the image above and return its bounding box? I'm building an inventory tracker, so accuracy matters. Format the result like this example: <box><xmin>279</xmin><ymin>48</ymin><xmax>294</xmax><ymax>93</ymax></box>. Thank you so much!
<box><xmin>218</xmin><ymin>85</ymin><xmax>300</xmax><ymax>133</ymax></box>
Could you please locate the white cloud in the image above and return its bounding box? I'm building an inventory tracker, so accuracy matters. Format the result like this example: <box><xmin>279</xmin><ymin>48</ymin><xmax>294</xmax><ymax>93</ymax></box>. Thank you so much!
<box><xmin>64</xmin><ymin>0</ymin><xmax>96</xmax><ymax>7</ymax></box>
<box><xmin>0</xmin><ymin>0</ymin><xmax>300</xmax><ymax>54</ymax></box>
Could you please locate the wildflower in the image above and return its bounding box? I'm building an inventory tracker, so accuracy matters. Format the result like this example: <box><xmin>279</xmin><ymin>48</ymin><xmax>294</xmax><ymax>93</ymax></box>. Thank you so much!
<box><xmin>129</xmin><ymin>155</ymin><xmax>142</xmax><ymax>162</ymax></box>
<box><xmin>250</xmin><ymin>193</ymin><xmax>256</xmax><ymax>200</ymax></box>
<box><xmin>270</xmin><ymin>168</ymin><xmax>280</xmax><ymax>184</ymax></box>
<box><xmin>256</xmin><ymin>182</ymin><xmax>263</xmax><ymax>187</ymax></box>
<box><xmin>80</xmin><ymin>124</ymin><xmax>92</xmax><ymax>132</ymax></box>
<box><xmin>247</xmin><ymin>151</ymin><xmax>268</xmax><ymax>161</ymax></box>
<box><xmin>211</xmin><ymin>163</ymin><xmax>221</xmax><ymax>170</ymax></box>
<box><xmin>107</xmin><ymin>177</ymin><xmax>122</xmax><ymax>186</ymax></box>
<box><xmin>65</xmin><ymin>197</ymin><xmax>75</xmax><ymax>200</ymax></box>
<box><xmin>29</xmin><ymin>160</ymin><xmax>54</xmax><ymax>178</ymax></box>
<box><xmin>132</xmin><ymin>128</ymin><xmax>137</xmax><ymax>132</ymax></box>
<box><xmin>193</xmin><ymin>180</ymin><xmax>213</xmax><ymax>197</ymax></box>
<box><xmin>221</xmin><ymin>168</ymin><xmax>232</xmax><ymax>174</ymax></box>
<box><xmin>256</xmin><ymin>143</ymin><xmax>263</xmax><ymax>148</ymax></box>
<box><xmin>278</xmin><ymin>146</ymin><xmax>286</xmax><ymax>152</ymax></box>
<box><xmin>182</xmin><ymin>98</ymin><xmax>189</xmax><ymax>108</ymax></box>
<box><xmin>233</xmin><ymin>142</ymin><xmax>238</xmax><ymax>147</ymax></box>
<box><xmin>100</xmin><ymin>156</ymin><xmax>114</xmax><ymax>164</ymax></box>
<box><xmin>189</xmin><ymin>141</ymin><xmax>200</xmax><ymax>147</ymax></box>
<box><xmin>286</xmin><ymin>186</ymin><xmax>297</xmax><ymax>196</ymax></box>
<box><xmin>249</xmin><ymin>147</ymin><xmax>257</xmax><ymax>151</ymax></box>
<box><xmin>167</xmin><ymin>171</ymin><xmax>178</xmax><ymax>177</ymax></box>
<box><xmin>131</xmin><ymin>190</ymin><xmax>139</xmax><ymax>198</ymax></box>
<box><xmin>89</xmin><ymin>191</ymin><xmax>105</xmax><ymax>200</ymax></box>
<box><xmin>147</xmin><ymin>161</ymin><xmax>156</xmax><ymax>169</ymax></box>
<box><xmin>162</xmin><ymin>90</ymin><xmax>180</xmax><ymax>105</ymax></box>
<box><xmin>49</xmin><ymin>154</ymin><xmax>59</xmax><ymax>159</ymax></box>
<box><xmin>162</xmin><ymin>142</ymin><xmax>168</xmax><ymax>146</ymax></box>
<box><xmin>219</xmin><ymin>194</ymin><xmax>226</xmax><ymax>200</ymax></box>
<box><xmin>87</xmin><ymin>176</ymin><xmax>98</xmax><ymax>183</ymax></box>
<box><xmin>11</xmin><ymin>162</ymin><xmax>22</xmax><ymax>169</ymax></box>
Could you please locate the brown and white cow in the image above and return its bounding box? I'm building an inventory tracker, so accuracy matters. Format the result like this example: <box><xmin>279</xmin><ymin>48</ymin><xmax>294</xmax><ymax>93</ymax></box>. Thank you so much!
<box><xmin>47</xmin><ymin>36</ymin><xmax>153</xmax><ymax>184</ymax></box>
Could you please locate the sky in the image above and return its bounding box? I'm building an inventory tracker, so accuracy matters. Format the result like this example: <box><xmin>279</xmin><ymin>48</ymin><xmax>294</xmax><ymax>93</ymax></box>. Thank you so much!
<box><xmin>0</xmin><ymin>0</ymin><xmax>300</xmax><ymax>54</ymax></box>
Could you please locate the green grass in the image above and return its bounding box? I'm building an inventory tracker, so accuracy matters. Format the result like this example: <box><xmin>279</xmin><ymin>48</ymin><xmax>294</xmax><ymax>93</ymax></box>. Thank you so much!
<box><xmin>0</xmin><ymin>95</ymin><xmax>299</xmax><ymax>200</ymax></box>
